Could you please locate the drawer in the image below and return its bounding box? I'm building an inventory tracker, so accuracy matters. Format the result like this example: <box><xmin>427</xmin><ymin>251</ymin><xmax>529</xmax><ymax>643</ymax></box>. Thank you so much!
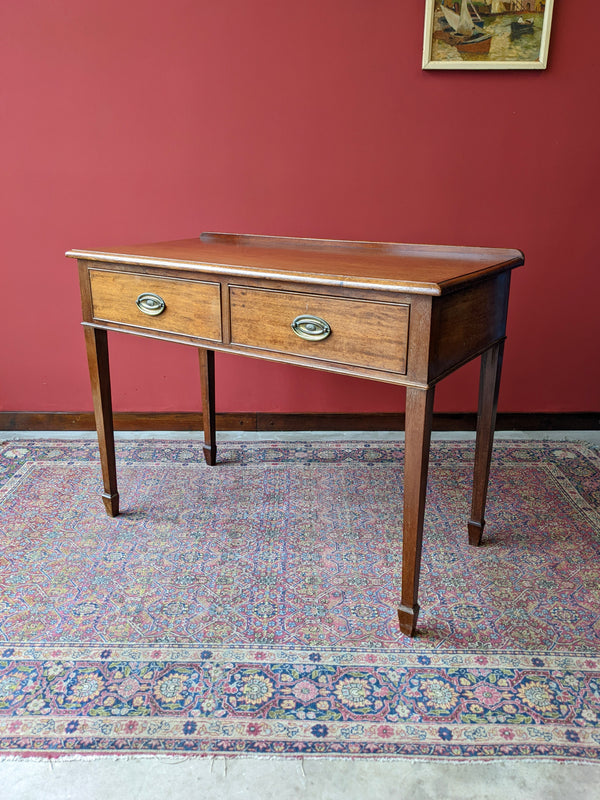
<box><xmin>229</xmin><ymin>286</ymin><xmax>409</xmax><ymax>374</ymax></box>
<box><xmin>89</xmin><ymin>270</ymin><xmax>222</xmax><ymax>341</ymax></box>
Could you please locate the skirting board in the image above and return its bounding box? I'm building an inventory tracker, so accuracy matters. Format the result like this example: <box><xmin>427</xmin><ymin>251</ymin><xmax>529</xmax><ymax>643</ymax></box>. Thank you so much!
<box><xmin>1</xmin><ymin>412</ymin><xmax>599</xmax><ymax>432</ymax></box>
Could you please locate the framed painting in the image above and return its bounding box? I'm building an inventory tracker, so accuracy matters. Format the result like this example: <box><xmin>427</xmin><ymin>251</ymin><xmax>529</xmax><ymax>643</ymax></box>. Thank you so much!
<box><xmin>422</xmin><ymin>0</ymin><xmax>554</xmax><ymax>69</ymax></box>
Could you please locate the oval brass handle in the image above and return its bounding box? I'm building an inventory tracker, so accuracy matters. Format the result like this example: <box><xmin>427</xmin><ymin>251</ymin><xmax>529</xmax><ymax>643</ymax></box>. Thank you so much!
<box><xmin>291</xmin><ymin>314</ymin><xmax>331</xmax><ymax>341</ymax></box>
<box><xmin>136</xmin><ymin>293</ymin><xmax>166</xmax><ymax>316</ymax></box>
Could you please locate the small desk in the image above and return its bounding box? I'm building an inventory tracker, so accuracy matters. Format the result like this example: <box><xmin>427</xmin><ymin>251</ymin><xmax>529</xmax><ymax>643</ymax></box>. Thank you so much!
<box><xmin>67</xmin><ymin>233</ymin><xmax>524</xmax><ymax>637</ymax></box>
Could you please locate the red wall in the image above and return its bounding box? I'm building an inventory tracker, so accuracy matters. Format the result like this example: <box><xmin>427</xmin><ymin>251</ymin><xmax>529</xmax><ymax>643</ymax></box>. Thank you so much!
<box><xmin>1</xmin><ymin>0</ymin><xmax>598</xmax><ymax>416</ymax></box>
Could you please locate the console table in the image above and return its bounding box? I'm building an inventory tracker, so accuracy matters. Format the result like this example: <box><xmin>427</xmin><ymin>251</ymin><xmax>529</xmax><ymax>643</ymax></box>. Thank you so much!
<box><xmin>67</xmin><ymin>233</ymin><xmax>524</xmax><ymax>636</ymax></box>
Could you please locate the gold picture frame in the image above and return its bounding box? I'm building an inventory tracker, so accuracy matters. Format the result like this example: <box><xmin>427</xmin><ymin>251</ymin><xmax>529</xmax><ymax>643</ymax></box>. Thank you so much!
<box><xmin>422</xmin><ymin>0</ymin><xmax>554</xmax><ymax>69</ymax></box>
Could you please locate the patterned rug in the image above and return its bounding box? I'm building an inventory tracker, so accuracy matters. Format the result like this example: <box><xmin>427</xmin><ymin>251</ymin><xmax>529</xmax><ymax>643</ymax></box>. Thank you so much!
<box><xmin>0</xmin><ymin>438</ymin><xmax>599</xmax><ymax>760</ymax></box>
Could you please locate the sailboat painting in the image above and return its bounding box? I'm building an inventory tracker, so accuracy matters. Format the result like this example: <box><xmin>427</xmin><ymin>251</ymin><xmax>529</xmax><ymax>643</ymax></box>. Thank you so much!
<box><xmin>423</xmin><ymin>0</ymin><xmax>554</xmax><ymax>69</ymax></box>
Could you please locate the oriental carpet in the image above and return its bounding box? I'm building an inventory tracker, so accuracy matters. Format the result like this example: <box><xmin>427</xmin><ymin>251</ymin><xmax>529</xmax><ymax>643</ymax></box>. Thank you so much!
<box><xmin>0</xmin><ymin>438</ymin><xmax>599</xmax><ymax>760</ymax></box>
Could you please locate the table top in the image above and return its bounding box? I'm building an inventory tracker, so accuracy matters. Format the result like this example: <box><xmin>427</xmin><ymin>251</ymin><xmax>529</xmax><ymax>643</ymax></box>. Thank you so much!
<box><xmin>67</xmin><ymin>233</ymin><xmax>524</xmax><ymax>296</ymax></box>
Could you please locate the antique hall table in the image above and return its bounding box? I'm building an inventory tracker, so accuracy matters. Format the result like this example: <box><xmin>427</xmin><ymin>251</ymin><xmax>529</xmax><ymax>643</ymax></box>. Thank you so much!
<box><xmin>67</xmin><ymin>233</ymin><xmax>524</xmax><ymax>637</ymax></box>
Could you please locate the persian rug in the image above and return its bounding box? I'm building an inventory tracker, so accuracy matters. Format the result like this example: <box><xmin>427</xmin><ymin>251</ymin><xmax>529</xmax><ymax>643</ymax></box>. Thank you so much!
<box><xmin>0</xmin><ymin>438</ymin><xmax>599</xmax><ymax>760</ymax></box>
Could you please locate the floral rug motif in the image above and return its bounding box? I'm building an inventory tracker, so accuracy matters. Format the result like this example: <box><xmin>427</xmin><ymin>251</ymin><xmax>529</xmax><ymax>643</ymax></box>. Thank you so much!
<box><xmin>0</xmin><ymin>438</ymin><xmax>599</xmax><ymax>759</ymax></box>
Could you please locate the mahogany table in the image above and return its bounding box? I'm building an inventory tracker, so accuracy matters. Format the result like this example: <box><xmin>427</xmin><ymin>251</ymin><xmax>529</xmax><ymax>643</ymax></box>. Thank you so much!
<box><xmin>67</xmin><ymin>233</ymin><xmax>524</xmax><ymax>636</ymax></box>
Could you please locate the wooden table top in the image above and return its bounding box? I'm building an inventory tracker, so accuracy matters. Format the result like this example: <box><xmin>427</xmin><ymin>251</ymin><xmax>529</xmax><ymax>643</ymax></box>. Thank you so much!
<box><xmin>67</xmin><ymin>233</ymin><xmax>524</xmax><ymax>296</ymax></box>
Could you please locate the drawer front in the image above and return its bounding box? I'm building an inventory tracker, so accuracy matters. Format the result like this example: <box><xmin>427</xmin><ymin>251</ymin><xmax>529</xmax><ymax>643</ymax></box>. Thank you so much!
<box><xmin>89</xmin><ymin>270</ymin><xmax>222</xmax><ymax>341</ymax></box>
<box><xmin>229</xmin><ymin>286</ymin><xmax>409</xmax><ymax>374</ymax></box>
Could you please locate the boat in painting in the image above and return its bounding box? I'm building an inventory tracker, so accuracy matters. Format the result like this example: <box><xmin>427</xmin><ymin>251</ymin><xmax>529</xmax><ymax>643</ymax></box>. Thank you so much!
<box><xmin>437</xmin><ymin>0</ymin><xmax>493</xmax><ymax>54</ymax></box>
<box><xmin>439</xmin><ymin>0</ymin><xmax>485</xmax><ymax>28</ymax></box>
<box><xmin>455</xmin><ymin>32</ymin><xmax>492</xmax><ymax>53</ymax></box>
<box><xmin>510</xmin><ymin>16</ymin><xmax>535</xmax><ymax>35</ymax></box>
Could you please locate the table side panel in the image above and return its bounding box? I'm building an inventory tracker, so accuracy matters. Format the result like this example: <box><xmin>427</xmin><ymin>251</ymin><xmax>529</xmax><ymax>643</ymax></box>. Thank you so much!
<box><xmin>428</xmin><ymin>272</ymin><xmax>511</xmax><ymax>383</ymax></box>
<box><xmin>229</xmin><ymin>285</ymin><xmax>410</xmax><ymax>375</ymax></box>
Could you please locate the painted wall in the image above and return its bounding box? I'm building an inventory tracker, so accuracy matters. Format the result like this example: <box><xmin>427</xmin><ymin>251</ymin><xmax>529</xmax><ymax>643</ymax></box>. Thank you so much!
<box><xmin>1</xmin><ymin>1</ymin><xmax>598</xmax><ymax>416</ymax></box>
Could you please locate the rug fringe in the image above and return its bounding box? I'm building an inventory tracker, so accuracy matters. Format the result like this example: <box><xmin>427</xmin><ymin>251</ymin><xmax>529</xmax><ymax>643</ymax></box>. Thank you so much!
<box><xmin>0</xmin><ymin>753</ymin><xmax>597</xmax><ymax>765</ymax></box>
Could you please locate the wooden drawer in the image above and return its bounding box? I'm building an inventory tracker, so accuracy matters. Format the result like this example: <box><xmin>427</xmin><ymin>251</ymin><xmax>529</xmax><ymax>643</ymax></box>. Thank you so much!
<box><xmin>229</xmin><ymin>286</ymin><xmax>409</xmax><ymax>374</ymax></box>
<box><xmin>89</xmin><ymin>270</ymin><xmax>222</xmax><ymax>341</ymax></box>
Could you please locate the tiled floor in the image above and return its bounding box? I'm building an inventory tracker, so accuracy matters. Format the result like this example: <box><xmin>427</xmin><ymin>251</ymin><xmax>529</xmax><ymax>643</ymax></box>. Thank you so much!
<box><xmin>3</xmin><ymin>755</ymin><xmax>600</xmax><ymax>800</ymax></box>
<box><xmin>1</xmin><ymin>431</ymin><xmax>599</xmax><ymax>799</ymax></box>
<box><xmin>4</xmin><ymin>430</ymin><xmax>600</xmax><ymax>443</ymax></box>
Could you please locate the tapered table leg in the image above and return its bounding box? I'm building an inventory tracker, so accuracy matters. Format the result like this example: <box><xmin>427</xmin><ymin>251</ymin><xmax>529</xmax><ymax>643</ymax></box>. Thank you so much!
<box><xmin>468</xmin><ymin>341</ymin><xmax>505</xmax><ymax>546</ymax></box>
<box><xmin>84</xmin><ymin>327</ymin><xmax>119</xmax><ymax>516</ymax></box>
<box><xmin>398</xmin><ymin>386</ymin><xmax>435</xmax><ymax>637</ymax></box>
<box><xmin>199</xmin><ymin>348</ymin><xmax>217</xmax><ymax>466</ymax></box>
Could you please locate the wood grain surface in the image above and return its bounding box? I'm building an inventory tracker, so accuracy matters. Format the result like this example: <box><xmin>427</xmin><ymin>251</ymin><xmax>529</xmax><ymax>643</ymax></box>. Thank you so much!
<box><xmin>229</xmin><ymin>286</ymin><xmax>409</xmax><ymax>374</ymax></box>
<box><xmin>89</xmin><ymin>269</ymin><xmax>222</xmax><ymax>341</ymax></box>
<box><xmin>68</xmin><ymin>233</ymin><xmax>524</xmax><ymax>296</ymax></box>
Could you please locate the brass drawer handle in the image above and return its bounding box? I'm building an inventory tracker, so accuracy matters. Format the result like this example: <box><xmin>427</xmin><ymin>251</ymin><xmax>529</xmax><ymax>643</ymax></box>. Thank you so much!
<box><xmin>136</xmin><ymin>293</ymin><xmax>166</xmax><ymax>316</ymax></box>
<box><xmin>291</xmin><ymin>314</ymin><xmax>331</xmax><ymax>341</ymax></box>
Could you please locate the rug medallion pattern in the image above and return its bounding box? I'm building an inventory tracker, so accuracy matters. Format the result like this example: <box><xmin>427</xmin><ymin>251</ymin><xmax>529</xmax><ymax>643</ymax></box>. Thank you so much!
<box><xmin>0</xmin><ymin>439</ymin><xmax>599</xmax><ymax>759</ymax></box>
